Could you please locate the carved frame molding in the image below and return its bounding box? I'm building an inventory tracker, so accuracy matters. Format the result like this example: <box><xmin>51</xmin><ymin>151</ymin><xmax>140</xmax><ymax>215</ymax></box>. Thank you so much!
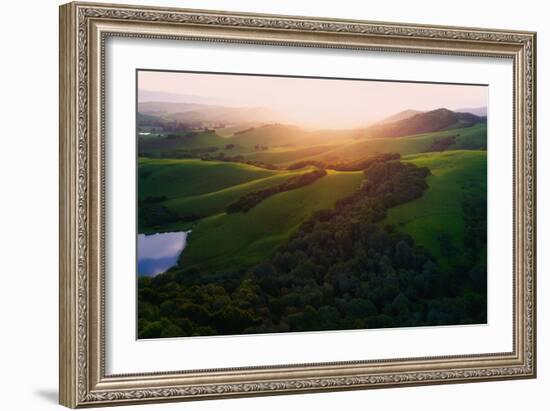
<box><xmin>59</xmin><ymin>2</ymin><xmax>536</xmax><ymax>408</ymax></box>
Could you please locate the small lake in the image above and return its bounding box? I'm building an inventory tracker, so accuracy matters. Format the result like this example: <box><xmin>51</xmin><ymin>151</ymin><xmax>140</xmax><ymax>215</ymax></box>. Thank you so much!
<box><xmin>137</xmin><ymin>230</ymin><xmax>191</xmax><ymax>277</ymax></box>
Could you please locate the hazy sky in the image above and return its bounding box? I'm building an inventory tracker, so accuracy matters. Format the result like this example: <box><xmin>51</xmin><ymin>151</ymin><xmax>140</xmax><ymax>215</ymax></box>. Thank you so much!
<box><xmin>138</xmin><ymin>70</ymin><xmax>487</xmax><ymax>129</ymax></box>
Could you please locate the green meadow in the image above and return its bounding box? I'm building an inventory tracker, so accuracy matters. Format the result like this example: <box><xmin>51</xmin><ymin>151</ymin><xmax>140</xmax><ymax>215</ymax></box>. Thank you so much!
<box><xmin>179</xmin><ymin>170</ymin><xmax>364</xmax><ymax>271</ymax></box>
<box><xmin>163</xmin><ymin>166</ymin><xmax>315</xmax><ymax>219</ymax></box>
<box><xmin>138</xmin><ymin>158</ymin><xmax>279</xmax><ymax>200</ymax></box>
<box><xmin>385</xmin><ymin>150</ymin><xmax>487</xmax><ymax>266</ymax></box>
<box><xmin>304</xmin><ymin>123</ymin><xmax>486</xmax><ymax>164</ymax></box>
<box><xmin>139</xmin><ymin>123</ymin><xmax>485</xmax><ymax>167</ymax></box>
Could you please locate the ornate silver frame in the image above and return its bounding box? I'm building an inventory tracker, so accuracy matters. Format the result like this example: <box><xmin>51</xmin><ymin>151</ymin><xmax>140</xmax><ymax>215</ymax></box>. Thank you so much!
<box><xmin>59</xmin><ymin>1</ymin><xmax>537</xmax><ymax>408</ymax></box>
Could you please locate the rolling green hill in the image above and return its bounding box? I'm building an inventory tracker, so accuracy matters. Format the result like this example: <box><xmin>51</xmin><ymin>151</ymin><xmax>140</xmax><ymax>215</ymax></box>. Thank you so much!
<box><xmin>238</xmin><ymin>144</ymin><xmax>337</xmax><ymax>165</ymax></box>
<box><xmin>229</xmin><ymin>124</ymin><xmax>307</xmax><ymax>148</ymax></box>
<box><xmin>138</xmin><ymin>131</ymin><xmax>228</xmax><ymax>155</ymax></box>
<box><xmin>138</xmin><ymin>158</ymin><xmax>280</xmax><ymax>200</ymax></box>
<box><xmin>179</xmin><ymin>170</ymin><xmax>364</xmax><ymax>272</ymax></box>
<box><xmin>300</xmin><ymin>123</ymin><xmax>486</xmax><ymax>164</ymax></box>
<box><xmin>385</xmin><ymin>150</ymin><xmax>487</xmax><ymax>265</ymax></box>
<box><xmin>225</xmin><ymin>123</ymin><xmax>486</xmax><ymax>166</ymax></box>
<box><xmin>163</xmin><ymin>167</ymin><xmax>315</xmax><ymax>218</ymax></box>
<box><xmin>229</xmin><ymin>125</ymin><xmax>360</xmax><ymax>149</ymax></box>
<box><xmin>137</xmin><ymin>115</ymin><xmax>485</xmax><ymax>167</ymax></box>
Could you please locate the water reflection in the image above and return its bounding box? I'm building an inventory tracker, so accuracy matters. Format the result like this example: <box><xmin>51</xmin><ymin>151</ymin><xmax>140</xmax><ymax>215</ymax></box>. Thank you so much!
<box><xmin>137</xmin><ymin>231</ymin><xmax>191</xmax><ymax>277</ymax></box>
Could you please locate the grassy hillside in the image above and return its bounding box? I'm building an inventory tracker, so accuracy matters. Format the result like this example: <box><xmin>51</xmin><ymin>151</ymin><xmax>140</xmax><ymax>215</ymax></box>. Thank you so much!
<box><xmin>385</xmin><ymin>150</ymin><xmax>487</xmax><ymax>265</ymax></box>
<box><xmin>229</xmin><ymin>124</ymin><xmax>307</xmax><ymax>148</ymax></box>
<box><xmin>163</xmin><ymin>167</ymin><xmax>315</xmax><ymax>218</ymax></box>
<box><xmin>179</xmin><ymin>170</ymin><xmax>364</xmax><ymax>272</ymax></box>
<box><xmin>239</xmin><ymin>144</ymin><xmax>337</xmax><ymax>165</ymax></box>
<box><xmin>301</xmin><ymin>123</ymin><xmax>486</xmax><ymax>164</ymax></box>
<box><xmin>219</xmin><ymin>123</ymin><xmax>485</xmax><ymax>166</ymax></box>
<box><xmin>138</xmin><ymin>158</ymin><xmax>279</xmax><ymax>200</ymax></box>
<box><xmin>137</xmin><ymin>120</ymin><xmax>485</xmax><ymax>168</ymax></box>
<box><xmin>138</xmin><ymin>131</ymin><xmax>228</xmax><ymax>155</ymax></box>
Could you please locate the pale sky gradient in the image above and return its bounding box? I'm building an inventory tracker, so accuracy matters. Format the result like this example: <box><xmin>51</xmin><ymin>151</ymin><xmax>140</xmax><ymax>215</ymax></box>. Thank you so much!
<box><xmin>138</xmin><ymin>70</ymin><xmax>487</xmax><ymax>129</ymax></box>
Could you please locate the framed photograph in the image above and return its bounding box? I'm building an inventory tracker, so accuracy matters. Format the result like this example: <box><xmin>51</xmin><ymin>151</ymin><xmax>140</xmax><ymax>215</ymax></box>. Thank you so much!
<box><xmin>59</xmin><ymin>2</ymin><xmax>537</xmax><ymax>408</ymax></box>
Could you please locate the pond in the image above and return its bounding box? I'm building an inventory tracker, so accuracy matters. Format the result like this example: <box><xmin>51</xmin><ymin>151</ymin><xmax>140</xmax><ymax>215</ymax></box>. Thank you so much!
<box><xmin>137</xmin><ymin>230</ymin><xmax>191</xmax><ymax>277</ymax></box>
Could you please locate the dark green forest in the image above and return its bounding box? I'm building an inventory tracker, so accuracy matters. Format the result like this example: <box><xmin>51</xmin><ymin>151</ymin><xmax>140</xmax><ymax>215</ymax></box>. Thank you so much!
<box><xmin>138</xmin><ymin>156</ymin><xmax>487</xmax><ymax>338</ymax></box>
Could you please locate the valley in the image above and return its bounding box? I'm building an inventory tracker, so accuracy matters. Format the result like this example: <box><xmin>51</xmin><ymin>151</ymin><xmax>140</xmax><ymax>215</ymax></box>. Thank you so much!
<box><xmin>136</xmin><ymin>88</ymin><xmax>488</xmax><ymax>338</ymax></box>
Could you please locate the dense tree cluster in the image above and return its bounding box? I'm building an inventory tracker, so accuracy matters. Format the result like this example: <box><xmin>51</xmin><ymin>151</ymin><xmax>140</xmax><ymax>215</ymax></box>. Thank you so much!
<box><xmin>462</xmin><ymin>192</ymin><xmax>487</xmax><ymax>294</ymax></box>
<box><xmin>137</xmin><ymin>157</ymin><xmax>487</xmax><ymax>338</ymax></box>
<box><xmin>327</xmin><ymin>153</ymin><xmax>401</xmax><ymax>171</ymax></box>
<box><xmin>226</xmin><ymin>169</ymin><xmax>327</xmax><ymax>213</ymax></box>
<box><xmin>233</xmin><ymin>127</ymin><xmax>255</xmax><ymax>135</ymax></box>
<box><xmin>138</xmin><ymin>177</ymin><xmax>199</xmax><ymax>232</ymax></box>
<box><xmin>286</xmin><ymin>153</ymin><xmax>400</xmax><ymax>172</ymax></box>
<box><xmin>138</xmin><ymin>202</ymin><xmax>199</xmax><ymax>233</ymax></box>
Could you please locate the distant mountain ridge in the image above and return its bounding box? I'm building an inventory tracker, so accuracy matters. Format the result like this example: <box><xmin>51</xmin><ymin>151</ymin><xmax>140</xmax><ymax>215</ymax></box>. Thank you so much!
<box><xmin>139</xmin><ymin>101</ymin><xmax>210</xmax><ymax>114</ymax></box>
<box><xmin>456</xmin><ymin>107</ymin><xmax>487</xmax><ymax>117</ymax></box>
<box><xmin>138</xmin><ymin>90</ymin><xmax>217</xmax><ymax>105</ymax></box>
<box><xmin>138</xmin><ymin>102</ymin><xmax>486</xmax><ymax>144</ymax></box>
<box><xmin>380</xmin><ymin>109</ymin><xmax>423</xmax><ymax>124</ymax></box>
<box><xmin>138</xmin><ymin>101</ymin><xmax>281</xmax><ymax>127</ymax></box>
<box><xmin>362</xmin><ymin>108</ymin><xmax>485</xmax><ymax>139</ymax></box>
